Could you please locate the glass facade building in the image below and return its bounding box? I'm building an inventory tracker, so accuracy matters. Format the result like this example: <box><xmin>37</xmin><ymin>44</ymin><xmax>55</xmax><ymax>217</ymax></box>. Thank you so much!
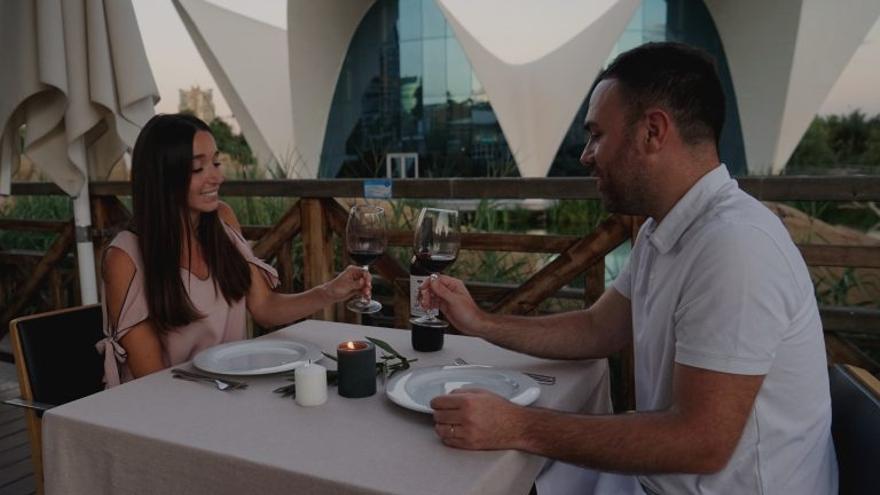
<box><xmin>320</xmin><ymin>0</ymin><xmax>746</xmax><ymax>179</ymax></box>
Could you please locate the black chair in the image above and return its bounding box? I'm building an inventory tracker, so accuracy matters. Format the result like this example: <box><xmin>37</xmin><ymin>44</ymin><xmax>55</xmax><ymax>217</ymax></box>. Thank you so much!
<box><xmin>829</xmin><ymin>363</ymin><xmax>880</xmax><ymax>495</ymax></box>
<box><xmin>5</xmin><ymin>304</ymin><xmax>105</xmax><ymax>494</ymax></box>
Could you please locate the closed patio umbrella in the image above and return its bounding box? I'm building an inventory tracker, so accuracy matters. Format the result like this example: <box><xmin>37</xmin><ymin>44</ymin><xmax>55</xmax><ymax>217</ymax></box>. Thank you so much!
<box><xmin>0</xmin><ymin>0</ymin><xmax>158</xmax><ymax>303</ymax></box>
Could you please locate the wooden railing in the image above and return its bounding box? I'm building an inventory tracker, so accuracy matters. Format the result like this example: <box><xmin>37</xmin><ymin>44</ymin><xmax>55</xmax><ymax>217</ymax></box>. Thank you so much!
<box><xmin>3</xmin><ymin>176</ymin><xmax>880</xmax><ymax>407</ymax></box>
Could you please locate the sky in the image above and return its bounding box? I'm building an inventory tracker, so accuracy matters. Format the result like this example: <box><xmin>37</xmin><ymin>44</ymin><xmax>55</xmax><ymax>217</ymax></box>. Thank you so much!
<box><xmin>131</xmin><ymin>0</ymin><xmax>880</xmax><ymax>125</ymax></box>
<box><xmin>131</xmin><ymin>0</ymin><xmax>286</xmax><ymax>123</ymax></box>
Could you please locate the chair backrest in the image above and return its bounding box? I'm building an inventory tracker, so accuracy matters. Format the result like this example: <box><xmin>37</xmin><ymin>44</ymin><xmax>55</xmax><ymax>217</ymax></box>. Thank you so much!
<box><xmin>829</xmin><ymin>363</ymin><xmax>880</xmax><ymax>494</ymax></box>
<box><xmin>10</xmin><ymin>304</ymin><xmax>105</xmax><ymax>407</ymax></box>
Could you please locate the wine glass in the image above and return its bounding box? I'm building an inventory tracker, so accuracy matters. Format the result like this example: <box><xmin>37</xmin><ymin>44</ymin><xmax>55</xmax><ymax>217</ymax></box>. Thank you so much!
<box><xmin>410</xmin><ymin>208</ymin><xmax>460</xmax><ymax>328</ymax></box>
<box><xmin>345</xmin><ymin>204</ymin><xmax>387</xmax><ymax>314</ymax></box>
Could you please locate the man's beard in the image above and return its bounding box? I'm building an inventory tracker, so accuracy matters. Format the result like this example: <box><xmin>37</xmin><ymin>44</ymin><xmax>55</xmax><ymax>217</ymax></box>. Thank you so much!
<box><xmin>597</xmin><ymin>143</ymin><xmax>650</xmax><ymax>216</ymax></box>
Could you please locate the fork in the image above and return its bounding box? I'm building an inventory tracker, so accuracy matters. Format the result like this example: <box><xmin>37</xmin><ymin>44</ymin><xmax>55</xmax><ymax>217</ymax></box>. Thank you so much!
<box><xmin>452</xmin><ymin>358</ymin><xmax>556</xmax><ymax>385</ymax></box>
<box><xmin>173</xmin><ymin>374</ymin><xmax>235</xmax><ymax>390</ymax></box>
<box><xmin>171</xmin><ymin>369</ymin><xmax>248</xmax><ymax>390</ymax></box>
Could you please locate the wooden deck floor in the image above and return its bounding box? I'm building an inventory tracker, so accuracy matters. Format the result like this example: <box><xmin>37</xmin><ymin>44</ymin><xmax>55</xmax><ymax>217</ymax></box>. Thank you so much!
<box><xmin>0</xmin><ymin>361</ymin><xmax>36</xmax><ymax>495</ymax></box>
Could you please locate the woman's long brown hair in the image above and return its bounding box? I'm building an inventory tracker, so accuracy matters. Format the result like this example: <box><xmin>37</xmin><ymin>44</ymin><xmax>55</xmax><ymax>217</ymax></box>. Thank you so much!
<box><xmin>130</xmin><ymin>114</ymin><xmax>251</xmax><ymax>333</ymax></box>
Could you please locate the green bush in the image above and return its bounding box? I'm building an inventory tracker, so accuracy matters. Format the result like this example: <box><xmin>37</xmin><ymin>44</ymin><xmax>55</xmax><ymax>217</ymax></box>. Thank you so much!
<box><xmin>0</xmin><ymin>195</ymin><xmax>71</xmax><ymax>251</ymax></box>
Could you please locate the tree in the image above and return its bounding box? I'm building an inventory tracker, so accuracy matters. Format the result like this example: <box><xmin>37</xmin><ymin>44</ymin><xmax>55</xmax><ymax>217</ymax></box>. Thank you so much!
<box><xmin>861</xmin><ymin>126</ymin><xmax>880</xmax><ymax>169</ymax></box>
<box><xmin>785</xmin><ymin>117</ymin><xmax>837</xmax><ymax>173</ymax></box>
<box><xmin>826</xmin><ymin>110</ymin><xmax>871</xmax><ymax>165</ymax></box>
<box><xmin>209</xmin><ymin>118</ymin><xmax>254</xmax><ymax>165</ymax></box>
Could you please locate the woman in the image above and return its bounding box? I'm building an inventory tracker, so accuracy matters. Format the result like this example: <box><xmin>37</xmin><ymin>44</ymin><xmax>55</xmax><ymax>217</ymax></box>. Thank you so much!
<box><xmin>98</xmin><ymin>113</ymin><xmax>369</xmax><ymax>387</ymax></box>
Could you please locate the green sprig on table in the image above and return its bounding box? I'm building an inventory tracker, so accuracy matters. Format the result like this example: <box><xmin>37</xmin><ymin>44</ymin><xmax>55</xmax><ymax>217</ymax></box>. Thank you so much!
<box><xmin>367</xmin><ymin>336</ymin><xmax>418</xmax><ymax>379</ymax></box>
<box><xmin>273</xmin><ymin>336</ymin><xmax>417</xmax><ymax>399</ymax></box>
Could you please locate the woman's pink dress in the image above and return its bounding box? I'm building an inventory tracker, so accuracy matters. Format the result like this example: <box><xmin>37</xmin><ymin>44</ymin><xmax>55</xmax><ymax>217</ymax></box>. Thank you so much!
<box><xmin>97</xmin><ymin>224</ymin><xmax>279</xmax><ymax>387</ymax></box>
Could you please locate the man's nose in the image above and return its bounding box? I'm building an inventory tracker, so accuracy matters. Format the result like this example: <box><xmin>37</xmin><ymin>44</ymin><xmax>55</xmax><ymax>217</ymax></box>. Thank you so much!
<box><xmin>580</xmin><ymin>144</ymin><xmax>595</xmax><ymax>169</ymax></box>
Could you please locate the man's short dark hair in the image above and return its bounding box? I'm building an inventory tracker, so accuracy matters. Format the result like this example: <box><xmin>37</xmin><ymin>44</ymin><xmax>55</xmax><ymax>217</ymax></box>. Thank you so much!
<box><xmin>596</xmin><ymin>42</ymin><xmax>725</xmax><ymax>146</ymax></box>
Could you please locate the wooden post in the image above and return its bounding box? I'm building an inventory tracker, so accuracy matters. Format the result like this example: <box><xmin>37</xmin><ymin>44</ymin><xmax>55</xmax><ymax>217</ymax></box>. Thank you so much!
<box><xmin>278</xmin><ymin>239</ymin><xmax>294</xmax><ymax>293</ymax></box>
<box><xmin>300</xmin><ymin>199</ymin><xmax>334</xmax><ymax>321</ymax></box>
<box><xmin>584</xmin><ymin>260</ymin><xmax>605</xmax><ymax>307</ymax></box>
<box><xmin>49</xmin><ymin>269</ymin><xmax>63</xmax><ymax>308</ymax></box>
<box><xmin>392</xmin><ymin>281</ymin><xmax>411</xmax><ymax>330</ymax></box>
<box><xmin>336</xmin><ymin>290</ymin><xmax>360</xmax><ymax>325</ymax></box>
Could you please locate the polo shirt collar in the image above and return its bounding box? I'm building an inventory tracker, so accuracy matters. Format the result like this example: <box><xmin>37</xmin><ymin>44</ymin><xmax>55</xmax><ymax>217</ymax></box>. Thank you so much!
<box><xmin>647</xmin><ymin>164</ymin><xmax>731</xmax><ymax>254</ymax></box>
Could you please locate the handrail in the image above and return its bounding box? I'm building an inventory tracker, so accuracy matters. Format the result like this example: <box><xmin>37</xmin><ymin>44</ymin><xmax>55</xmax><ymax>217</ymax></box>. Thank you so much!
<box><xmin>0</xmin><ymin>219</ymin><xmax>68</xmax><ymax>232</ymax></box>
<box><xmin>8</xmin><ymin>175</ymin><xmax>880</xmax><ymax>201</ymax></box>
<box><xmin>821</xmin><ymin>306</ymin><xmax>880</xmax><ymax>334</ymax></box>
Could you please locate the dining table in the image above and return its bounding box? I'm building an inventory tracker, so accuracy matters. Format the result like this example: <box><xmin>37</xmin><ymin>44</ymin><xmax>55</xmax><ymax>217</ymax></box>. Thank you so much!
<box><xmin>42</xmin><ymin>320</ymin><xmax>611</xmax><ymax>495</ymax></box>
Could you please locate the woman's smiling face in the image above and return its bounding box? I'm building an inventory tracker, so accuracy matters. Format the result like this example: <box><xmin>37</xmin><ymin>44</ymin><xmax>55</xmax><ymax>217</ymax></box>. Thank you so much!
<box><xmin>187</xmin><ymin>130</ymin><xmax>223</xmax><ymax>223</ymax></box>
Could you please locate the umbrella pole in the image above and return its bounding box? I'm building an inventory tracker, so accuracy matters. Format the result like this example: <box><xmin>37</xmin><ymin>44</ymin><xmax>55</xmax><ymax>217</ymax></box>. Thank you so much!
<box><xmin>73</xmin><ymin>184</ymin><xmax>99</xmax><ymax>304</ymax></box>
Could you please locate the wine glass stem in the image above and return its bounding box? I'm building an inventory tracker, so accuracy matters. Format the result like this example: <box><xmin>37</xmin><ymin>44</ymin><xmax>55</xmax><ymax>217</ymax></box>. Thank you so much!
<box><xmin>360</xmin><ymin>265</ymin><xmax>370</xmax><ymax>304</ymax></box>
<box><xmin>425</xmin><ymin>273</ymin><xmax>439</xmax><ymax>320</ymax></box>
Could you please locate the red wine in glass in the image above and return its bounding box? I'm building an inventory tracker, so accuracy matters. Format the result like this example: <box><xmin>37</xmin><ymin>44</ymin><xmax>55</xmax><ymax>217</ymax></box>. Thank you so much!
<box><xmin>349</xmin><ymin>250</ymin><xmax>383</xmax><ymax>267</ymax></box>
<box><xmin>415</xmin><ymin>252</ymin><xmax>457</xmax><ymax>273</ymax></box>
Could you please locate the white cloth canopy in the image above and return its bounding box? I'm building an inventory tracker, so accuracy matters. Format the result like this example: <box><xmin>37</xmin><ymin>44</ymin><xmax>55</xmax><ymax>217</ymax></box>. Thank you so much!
<box><xmin>0</xmin><ymin>0</ymin><xmax>158</xmax><ymax>302</ymax></box>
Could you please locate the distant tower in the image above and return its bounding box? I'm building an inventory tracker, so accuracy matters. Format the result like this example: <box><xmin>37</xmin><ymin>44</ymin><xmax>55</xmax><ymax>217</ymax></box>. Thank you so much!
<box><xmin>179</xmin><ymin>86</ymin><xmax>216</xmax><ymax>123</ymax></box>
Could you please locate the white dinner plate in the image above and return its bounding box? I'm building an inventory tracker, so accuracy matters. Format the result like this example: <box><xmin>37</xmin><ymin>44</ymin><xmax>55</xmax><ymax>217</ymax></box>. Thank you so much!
<box><xmin>385</xmin><ymin>364</ymin><xmax>540</xmax><ymax>413</ymax></box>
<box><xmin>192</xmin><ymin>339</ymin><xmax>323</xmax><ymax>375</ymax></box>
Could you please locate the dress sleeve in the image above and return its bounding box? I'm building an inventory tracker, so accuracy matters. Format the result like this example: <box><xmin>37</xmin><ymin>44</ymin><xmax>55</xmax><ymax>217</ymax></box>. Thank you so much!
<box><xmin>223</xmin><ymin>222</ymin><xmax>280</xmax><ymax>289</ymax></box>
<box><xmin>96</xmin><ymin>233</ymin><xmax>150</xmax><ymax>387</ymax></box>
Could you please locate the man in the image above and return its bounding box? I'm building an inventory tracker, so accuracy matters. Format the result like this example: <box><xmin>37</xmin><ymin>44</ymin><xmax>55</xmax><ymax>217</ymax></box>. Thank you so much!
<box><xmin>421</xmin><ymin>42</ymin><xmax>838</xmax><ymax>494</ymax></box>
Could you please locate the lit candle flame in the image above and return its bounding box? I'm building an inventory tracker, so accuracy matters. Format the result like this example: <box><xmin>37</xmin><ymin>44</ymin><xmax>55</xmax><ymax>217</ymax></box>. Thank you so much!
<box><xmin>338</xmin><ymin>340</ymin><xmax>367</xmax><ymax>351</ymax></box>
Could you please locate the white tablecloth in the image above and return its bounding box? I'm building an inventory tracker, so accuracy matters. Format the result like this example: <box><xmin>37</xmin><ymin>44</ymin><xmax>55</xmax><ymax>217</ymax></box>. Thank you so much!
<box><xmin>43</xmin><ymin>320</ymin><xmax>611</xmax><ymax>495</ymax></box>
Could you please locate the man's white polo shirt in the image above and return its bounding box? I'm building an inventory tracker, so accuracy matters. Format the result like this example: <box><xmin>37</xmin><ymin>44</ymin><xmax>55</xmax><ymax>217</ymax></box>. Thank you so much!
<box><xmin>613</xmin><ymin>165</ymin><xmax>837</xmax><ymax>494</ymax></box>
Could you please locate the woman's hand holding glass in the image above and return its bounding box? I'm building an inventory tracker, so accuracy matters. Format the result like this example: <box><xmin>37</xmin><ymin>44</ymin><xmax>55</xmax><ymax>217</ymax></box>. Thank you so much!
<box><xmin>323</xmin><ymin>265</ymin><xmax>373</xmax><ymax>303</ymax></box>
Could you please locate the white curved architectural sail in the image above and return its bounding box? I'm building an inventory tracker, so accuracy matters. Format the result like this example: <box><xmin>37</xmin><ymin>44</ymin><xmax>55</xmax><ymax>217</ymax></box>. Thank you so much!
<box><xmin>436</xmin><ymin>0</ymin><xmax>640</xmax><ymax>177</ymax></box>
<box><xmin>286</xmin><ymin>0</ymin><xmax>376</xmax><ymax>179</ymax></box>
<box><xmin>707</xmin><ymin>0</ymin><xmax>880</xmax><ymax>174</ymax></box>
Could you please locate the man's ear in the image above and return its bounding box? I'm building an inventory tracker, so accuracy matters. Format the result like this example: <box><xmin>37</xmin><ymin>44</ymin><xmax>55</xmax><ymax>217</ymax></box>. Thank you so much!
<box><xmin>643</xmin><ymin>108</ymin><xmax>672</xmax><ymax>153</ymax></box>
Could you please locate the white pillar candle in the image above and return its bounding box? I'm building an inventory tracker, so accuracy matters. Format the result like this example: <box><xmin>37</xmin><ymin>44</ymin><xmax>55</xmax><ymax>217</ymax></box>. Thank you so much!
<box><xmin>295</xmin><ymin>362</ymin><xmax>328</xmax><ymax>407</ymax></box>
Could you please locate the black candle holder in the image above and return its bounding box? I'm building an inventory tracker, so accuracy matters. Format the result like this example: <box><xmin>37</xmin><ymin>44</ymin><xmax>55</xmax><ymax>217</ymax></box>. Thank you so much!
<box><xmin>337</xmin><ymin>340</ymin><xmax>377</xmax><ymax>398</ymax></box>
